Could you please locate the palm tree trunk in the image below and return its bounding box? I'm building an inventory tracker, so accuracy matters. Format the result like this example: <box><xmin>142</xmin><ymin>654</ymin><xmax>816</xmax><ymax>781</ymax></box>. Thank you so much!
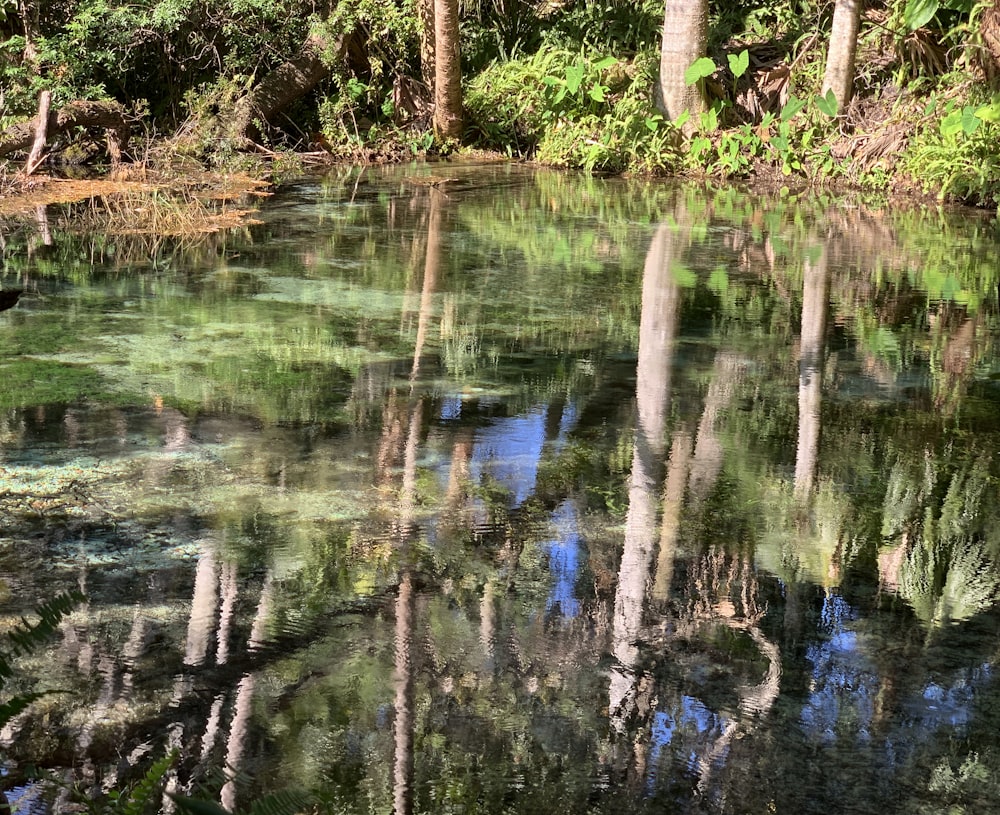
<box><xmin>658</xmin><ymin>0</ymin><xmax>709</xmax><ymax>125</ymax></box>
<box><xmin>821</xmin><ymin>0</ymin><xmax>861</xmax><ymax>111</ymax></box>
<box><xmin>433</xmin><ymin>0</ymin><xmax>463</xmax><ymax>141</ymax></box>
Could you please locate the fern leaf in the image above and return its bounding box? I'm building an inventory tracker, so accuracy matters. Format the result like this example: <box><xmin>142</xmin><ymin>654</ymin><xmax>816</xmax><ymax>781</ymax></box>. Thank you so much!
<box><xmin>247</xmin><ymin>789</ymin><xmax>314</xmax><ymax>815</ymax></box>
<box><xmin>3</xmin><ymin>591</ymin><xmax>86</xmax><ymax>662</ymax></box>
<box><xmin>121</xmin><ymin>750</ymin><xmax>177</xmax><ymax>815</ymax></box>
<box><xmin>0</xmin><ymin>691</ymin><xmax>50</xmax><ymax>729</ymax></box>
<box><xmin>168</xmin><ymin>794</ymin><xmax>232</xmax><ymax>815</ymax></box>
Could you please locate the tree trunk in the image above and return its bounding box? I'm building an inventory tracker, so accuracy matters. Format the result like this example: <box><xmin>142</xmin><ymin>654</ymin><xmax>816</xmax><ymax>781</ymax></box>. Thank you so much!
<box><xmin>432</xmin><ymin>0</ymin><xmax>463</xmax><ymax>141</ymax></box>
<box><xmin>230</xmin><ymin>29</ymin><xmax>349</xmax><ymax>144</ymax></box>
<box><xmin>23</xmin><ymin>90</ymin><xmax>51</xmax><ymax>175</ymax></box>
<box><xmin>821</xmin><ymin>0</ymin><xmax>861</xmax><ymax>112</ymax></box>
<box><xmin>0</xmin><ymin>100</ymin><xmax>129</xmax><ymax>161</ymax></box>
<box><xmin>418</xmin><ymin>0</ymin><xmax>436</xmax><ymax>93</ymax></box>
<box><xmin>658</xmin><ymin>0</ymin><xmax>709</xmax><ymax>128</ymax></box>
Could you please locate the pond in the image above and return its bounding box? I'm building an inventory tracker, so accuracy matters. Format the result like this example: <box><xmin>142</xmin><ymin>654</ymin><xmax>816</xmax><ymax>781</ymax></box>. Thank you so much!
<box><xmin>2</xmin><ymin>162</ymin><xmax>1000</xmax><ymax>815</ymax></box>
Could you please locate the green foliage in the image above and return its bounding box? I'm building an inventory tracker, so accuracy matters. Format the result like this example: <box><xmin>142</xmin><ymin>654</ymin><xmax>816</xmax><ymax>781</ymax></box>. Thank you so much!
<box><xmin>674</xmin><ymin>90</ymin><xmax>843</xmax><ymax>180</ymax></box>
<box><xmin>315</xmin><ymin>0</ymin><xmax>420</xmax><ymax>151</ymax></box>
<box><xmin>903</xmin><ymin>0</ymin><xmax>975</xmax><ymax>30</ymax></box>
<box><xmin>537</xmin><ymin>0</ymin><xmax>664</xmax><ymax>54</ymax></box>
<box><xmin>727</xmin><ymin>49</ymin><xmax>750</xmax><ymax>79</ymax></box>
<box><xmin>684</xmin><ymin>56</ymin><xmax>717</xmax><ymax>86</ymax></box>
<box><xmin>0</xmin><ymin>591</ymin><xmax>84</xmax><ymax>758</ymax></box>
<box><xmin>467</xmin><ymin>46</ymin><xmax>680</xmax><ymax>173</ymax></box>
<box><xmin>907</xmin><ymin>92</ymin><xmax>1000</xmax><ymax>206</ymax></box>
<box><xmin>171</xmin><ymin>787</ymin><xmax>314</xmax><ymax>815</ymax></box>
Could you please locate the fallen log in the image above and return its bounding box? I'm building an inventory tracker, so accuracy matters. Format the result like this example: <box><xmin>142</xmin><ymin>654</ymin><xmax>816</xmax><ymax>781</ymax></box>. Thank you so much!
<box><xmin>0</xmin><ymin>100</ymin><xmax>129</xmax><ymax>163</ymax></box>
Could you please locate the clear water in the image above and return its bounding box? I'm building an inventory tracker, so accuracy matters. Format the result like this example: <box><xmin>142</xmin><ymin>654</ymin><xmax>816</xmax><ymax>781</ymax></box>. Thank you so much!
<box><xmin>2</xmin><ymin>163</ymin><xmax>1000</xmax><ymax>814</ymax></box>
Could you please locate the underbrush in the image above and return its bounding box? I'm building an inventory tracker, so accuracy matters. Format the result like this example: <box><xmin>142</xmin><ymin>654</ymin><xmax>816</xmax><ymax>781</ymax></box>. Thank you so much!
<box><xmin>905</xmin><ymin>80</ymin><xmax>1000</xmax><ymax>206</ymax></box>
<box><xmin>466</xmin><ymin>47</ymin><xmax>682</xmax><ymax>174</ymax></box>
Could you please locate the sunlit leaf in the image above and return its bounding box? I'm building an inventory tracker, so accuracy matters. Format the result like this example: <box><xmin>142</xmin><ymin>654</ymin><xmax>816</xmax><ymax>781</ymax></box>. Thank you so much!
<box><xmin>780</xmin><ymin>95</ymin><xmax>805</xmax><ymax>121</ymax></box>
<box><xmin>961</xmin><ymin>105</ymin><xmax>981</xmax><ymax>134</ymax></box>
<box><xmin>565</xmin><ymin>63</ymin><xmax>585</xmax><ymax>95</ymax></box>
<box><xmin>671</xmin><ymin>261</ymin><xmax>698</xmax><ymax>287</ymax></box>
<box><xmin>727</xmin><ymin>49</ymin><xmax>750</xmax><ymax>79</ymax></box>
<box><xmin>974</xmin><ymin>100</ymin><xmax>1000</xmax><ymax>122</ymax></box>
<box><xmin>940</xmin><ymin>109</ymin><xmax>963</xmax><ymax>136</ymax></box>
<box><xmin>684</xmin><ymin>57</ymin><xmax>717</xmax><ymax>86</ymax></box>
<box><xmin>815</xmin><ymin>88</ymin><xmax>839</xmax><ymax>117</ymax></box>
<box><xmin>904</xmin><ymin>0</ymin><xmax>939</xmax><ymax>29</ymax></box>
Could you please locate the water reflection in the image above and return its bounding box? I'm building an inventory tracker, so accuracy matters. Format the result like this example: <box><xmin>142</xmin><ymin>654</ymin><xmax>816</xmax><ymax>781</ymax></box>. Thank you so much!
<box><xmin>2</xmin><ymin>168</ymin><xmax>1000</xmax><ymax>814</ymax></box>
<box><xmin>609</xmin><ymin>217</ymin><xmax>681</xmax><ymax>744</ymax></box>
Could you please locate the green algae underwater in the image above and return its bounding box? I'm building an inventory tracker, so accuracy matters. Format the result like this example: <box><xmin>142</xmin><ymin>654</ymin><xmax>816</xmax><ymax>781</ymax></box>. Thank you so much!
<box><xmin>2</xmin><ymin>163</ymin><xmax>1000</xmax><ymax>815</ymax></box>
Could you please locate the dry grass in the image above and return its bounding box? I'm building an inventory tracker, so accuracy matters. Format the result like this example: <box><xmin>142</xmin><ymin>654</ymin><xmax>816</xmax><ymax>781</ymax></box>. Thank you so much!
<box><xmin>0</xmin><ymin>168</ymin><xmax>269</xmax><ymax>235</ymax></box>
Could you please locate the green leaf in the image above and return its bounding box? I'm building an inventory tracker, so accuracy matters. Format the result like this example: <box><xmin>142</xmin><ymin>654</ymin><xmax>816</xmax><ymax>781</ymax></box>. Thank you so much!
<box><xmin>674</xmin><ymin>110</ymin><xmax>691</xmax><ymax>130</ymax></box>
<box><xmin>708</xmin><ymin>266</ymin><xmax>729</xmax><ymax>294</ymax></box>
<box><xmin>780</xmin><ymin>95</ymin><xmax>806</xmax><ymax>121</ymax></box>
<box><xmin>565</xmin><ymin>63</ymin><xmax>585</xmax><ymax>95</ymax></box>
<box><xmin>588</xmin><ymin>85</ymin><xmax>606</xmax><ymax>102</ymax></box>
<box><xmin>644</xmin><ymin>115</ymin><xmax>663</xmax><ymax>131</ymax></box>
<box><xmin>727</xmin><ymin>49</ymin><xmax>750</xmax><ymax>79</ymax></box>
<box><xmin>961</xmin><ymin>105</ymin><xmax>981</xmax><ymax>134</ymax></box>
<box><xmin>974</xmin><ymin>99</ymin><xmax>1000</xmax><ymax>122</ymax></box>
<box><xmin>815</xmin><ymin>88</ymin><xmax>839</xmax><ymax>117</ymax></box>
<box><xmin>123</xmin><ymin>752</ymin><xmax>177</xmax><ymax>815</ymax></box>
<box><xmin>671</xmin><ymin>261</ymin><xmax>698</xmax><ymax>287</ymax></box>
<box><xmin>940</xmin><ymin>109</ymin><xmax>964</xmax><ymax>136</ymax></box>
<box><xmin>684</xmin><ymin>57</ymin><xmax>717</xmax><ymax>86</ymax></box>
<box><xmin>592</xmin><ymin>55</ymin><xmax>617</xmax><ymax>71</ymax></box>
<box><xmin>904</xmin><ymin>0</ymin><xmax>939</xmax><ymax>30</ymax></box>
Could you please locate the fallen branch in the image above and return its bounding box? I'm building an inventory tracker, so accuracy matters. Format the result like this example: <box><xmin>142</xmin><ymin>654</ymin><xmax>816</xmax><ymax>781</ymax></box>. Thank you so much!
<box><xmin>0</xmin><ymin>100</ymin><xmax>130</xmax><ymax>163</ymax></box>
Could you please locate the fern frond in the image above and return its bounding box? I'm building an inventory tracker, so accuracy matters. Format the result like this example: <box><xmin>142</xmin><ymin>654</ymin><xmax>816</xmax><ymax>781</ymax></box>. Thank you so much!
<box><xmin>0</xmin><ymin>691</ymin><xmax>50</xmax><ymax>729</ymax></box>
<box><xmin>168</xmin><ymin>794</ymin><xmax>231</xmax><ymax>815</ymax></box>
<box><xmin>121</xmin><ymin>750</ymin><xmax>177</xmax><ymax>815</ymax></box>
<box><xmin>247</xmin><ymin>789</ymin><xmax>314</xmax><ymax>815</ymax></box>
<box><xmin>2</xmin><ymin>591</ymin><xmax>87</xmax><ymax>667</ymax></box>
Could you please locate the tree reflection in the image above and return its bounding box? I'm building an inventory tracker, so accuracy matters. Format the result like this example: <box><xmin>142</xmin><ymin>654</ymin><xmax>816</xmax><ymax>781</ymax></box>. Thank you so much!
<box><xmin>609</xmin><ymin>217</ymin><xmax>682</xmax><ymax>743</ymax></box>
<box><xmin>794</xmin><ymin>237</ymin><xmax>830</xmax><ymax>501</ymax></box>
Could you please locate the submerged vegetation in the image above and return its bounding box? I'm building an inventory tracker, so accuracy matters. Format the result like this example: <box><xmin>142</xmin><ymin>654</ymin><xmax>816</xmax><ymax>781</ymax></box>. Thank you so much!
<box><xmin>2</xmin><ymin>0</ymin><xmax>1000</xmax><ymax>204</ymax></box>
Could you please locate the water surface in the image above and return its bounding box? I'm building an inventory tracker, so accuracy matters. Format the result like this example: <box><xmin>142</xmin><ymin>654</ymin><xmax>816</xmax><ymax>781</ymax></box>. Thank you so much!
<box><xmin>2</xmin><ymin>164</ymin><xmax>1000</xmax><ymax>814</ymax></box>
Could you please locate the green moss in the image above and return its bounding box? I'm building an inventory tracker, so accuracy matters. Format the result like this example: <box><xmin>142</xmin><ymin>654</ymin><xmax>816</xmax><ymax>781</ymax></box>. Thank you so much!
<box><xmin>0</xmin><ymin>359</ymin><xmax>110</xmax><ymax>408</ymax></box>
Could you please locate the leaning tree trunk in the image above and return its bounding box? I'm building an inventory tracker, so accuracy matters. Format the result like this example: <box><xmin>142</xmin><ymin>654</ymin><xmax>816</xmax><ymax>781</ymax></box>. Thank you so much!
<box><xmin>0</xmin><ymin>100</ymin><xmax>129</xmax><ymax>162</ymax></box>
<box><xmin>432</xmin><ymin>0</ymin><xmax>462</xmax><ymax>142</ymax></box>
<box><xmin>821</xmin><ymin>0</ymin><xmax>861</xmax><ymax>112</ymax></box>
<box><xmin>658</xmin><ymin>0</ymin><xmax>709</xmax><ymax>128</ymax></box>
<box><xmin>229</xmin><ymin>28</ymin><xmax>349</xmax><ymax>145</ymax></box>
